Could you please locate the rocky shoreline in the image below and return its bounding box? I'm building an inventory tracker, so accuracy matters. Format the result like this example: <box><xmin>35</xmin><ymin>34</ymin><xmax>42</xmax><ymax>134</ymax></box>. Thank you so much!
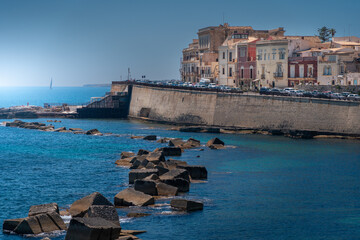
<box><xmin>169</xmin><ymin>125</ymin><xmax>360</xmax><ymax>140</ymax></box>
<box><xmin>2</xmin><ymin>120</ymin><xmax>225</xmax><ymax>239</ymax></box>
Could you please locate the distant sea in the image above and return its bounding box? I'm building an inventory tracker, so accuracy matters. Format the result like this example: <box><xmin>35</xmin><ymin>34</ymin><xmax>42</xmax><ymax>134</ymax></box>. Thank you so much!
<box><xmin>0</xmin><ymin>86</ymin><xmax>110</xmax><ymax>108</ymax></box>
<box><xmin>1</xmin><ymin>87</ymin><xmax>360</xmax><ymax>240</ymax></box>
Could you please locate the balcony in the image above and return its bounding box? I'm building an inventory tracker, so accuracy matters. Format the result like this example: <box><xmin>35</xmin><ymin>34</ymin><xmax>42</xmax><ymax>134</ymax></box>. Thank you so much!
<box><xmin>273</xmin><ymin>72</ymin><xmax>283</xmax><ymax>78</ymax></box>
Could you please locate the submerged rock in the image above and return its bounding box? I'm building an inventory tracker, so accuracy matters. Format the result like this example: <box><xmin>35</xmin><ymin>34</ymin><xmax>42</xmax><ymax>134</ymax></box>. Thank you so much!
<box><xmin>126</xmin><ymin>213</ymin><xmax>151</xmax><ymax>218</ymax></box>
<box><xmin>69</xmin><ymin>192</ymin><xmax>113</xmax><ymax>218</ymax></box>
<box><xmin>85</xmin><ymin>129</ymin><xmax>103</xmax><ymax>136</ymax></box>
<box><xmin>143</xmin><ymin>135</ymin><xmax>157</xmax><ymax>141</ymax></box>
<box><xmin>65</xmin><ymin>217</ymin><xmax>121</xmax><ymax>240</ymax></box>
<box><xmin>114</xmin><ymin>188</ymin><xmax>154</xmax><ymax>207</ymax></box>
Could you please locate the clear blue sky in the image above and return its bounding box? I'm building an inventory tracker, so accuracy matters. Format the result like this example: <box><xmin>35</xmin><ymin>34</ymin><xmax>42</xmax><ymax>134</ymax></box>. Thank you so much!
<box><xmin>0</xmin><ymin>0</ymin><xmax>359</xmax><ymax>86</ymax></box>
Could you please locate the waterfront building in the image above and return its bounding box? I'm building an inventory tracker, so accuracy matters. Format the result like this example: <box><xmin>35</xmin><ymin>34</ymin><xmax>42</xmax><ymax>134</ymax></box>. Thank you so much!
<box><xmin>237</xmin><ymin>38</ymin><xmax>259</xmax><ymax>89</ymax></box>
<box><xmin>288</xmin><ymin>48</ymin><xmax>321</xmax><ymax>86</ymax></box>
<box><xmin>256</xmin><ymin>39</ymin><xmax>289</xmax><ymax>88</ymax></box>
<box><xmin>181</xmin><ymin>39</ymin><xmax>200</xmax><ymax>83</ymax></box>
<box><xmin>218</xmin><ymin>35</ymin><xmax>257</xmax><ymax>86</ymax></box>
<box><xmin>332</xmin><ymin>36</ymin><xmax>360</xmax><ymax>51</ymax></box>
<box><xmin>181</xmin><ymin>24</ymin><xmax>285</xmax><ymax>84</ymax></box>
<box><xmin>256</xmin><ymin>37</ymin><xmax>322</xmax><ymax>88</ymax></box>
<box><xmin>317</xmin><ymin>48</ymin><xmax>360</xmax><ymax>85</ymax></box>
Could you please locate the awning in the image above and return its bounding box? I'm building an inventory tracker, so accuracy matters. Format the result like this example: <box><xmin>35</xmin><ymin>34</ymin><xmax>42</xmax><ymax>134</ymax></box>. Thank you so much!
<box><xmin>252</xmin><ymin>79</ymin><xmax>260</xmax><ymax>82</ymax></box>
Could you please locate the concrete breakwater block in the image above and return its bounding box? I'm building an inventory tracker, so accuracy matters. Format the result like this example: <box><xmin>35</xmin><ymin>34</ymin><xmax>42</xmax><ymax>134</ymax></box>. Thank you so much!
<box><xmin>156</xmin><ymin>182</ymin><xmax>178</xmax><ymax>196</ymax></box>
<box><xmin>114</xmin><ymin>188</ymin><xmax>154</xmax><ymax>207</ymax></box>
<box><xmin>69</xmin><ymin>192</ymin><xmax>113</xmax><ymax>217</ymax></box>
<box><xmin>170</xmin><ymin>199</ymin><xmax>203</xmax><ymax>212</ymax></box>
<box><xmin>28</xmin><ymin>202</ymin><xmax>59</xmax><ymax>217</ymax></box>
<box><xmin>85</xmin><ymin>205</ymin><xmax>120</xmax><ymax>226</ymax></box>
<box><xmin>145</xmin><ymin>151</ymin><xmax>165</xmax><ymax>164</ymax></box>
<box><xmin>155</xmin><ymin>147</ymin><xmax>182</xmax><ymax>156</ymax></box>
<box><xmin>2</xmin><ymin>218</ymin><xmax>25</xmax><ymax>232</ymax></box>
<box><xmin>159</xmin><ymin>169</ymin><xmax>190</xmax><ymax>182</ymax></box>
<box><xmin>160</xmin><ymin>178</ymin><xmax>190</xmax><ymax>192</ymax></box>
<box><xmin>65</xmin><ymin>217</ymin><xmax>121</xmax><ymax>240</ymax></box>
<box><xmin>134</xmin><ymin>179</ymin><xmax>158</xmax><ymax>196</ymax></box>
<box><xmin>121</xmin><ymin>151</ymin><xmax>135</xmax><ymax>159</ymax></box>
<box><xmin>206</xmin><ymin>137</ymin><xmax>225</xmax><ymax>149</ymax></box>
<box><xmin>178</xmin><ymin>165</ymin><xmax>208</xmax><ymax>180</ymax></box>
<box><xmin>129</xmin><ymin>169</ymin><xmax>159</xmax><ymax>184</ymax></box>
<box><xmin>13</xmin><ymin>212</ymin><xmax>66</xmax><ymax>235</ymax></box>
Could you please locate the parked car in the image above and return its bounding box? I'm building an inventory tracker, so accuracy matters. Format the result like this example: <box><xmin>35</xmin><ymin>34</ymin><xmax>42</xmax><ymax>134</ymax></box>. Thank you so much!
<box><xmin>208</xmin><ymin>83</ymin><xmax>217</xmax><ymax>88</ymax></box>
<box><xmin>302</xmin><ymin>91</ymin><xmax>313</xmax><ymax>97</ymax></box>
<box><xmin>347</xmin><ymin>94</ymin><xmax>360</xmax><ymax>101</ymax></box>
<box><xmin>330</xmin><ymin>93</ymin><xmax>345</xmax><ymax>100</ymax></box>
<box><xmin>269</xmin><ymin>88</ymin><xmax>281</xmax><ymax>95</ymax></box>
<box><xmin>288</xmin><ymin>90</ymin><xmax>297</xmax><ymax>96</ymax></box>
<box><xmin>295</xmin><ymin>90</ymin><xmax>305</xmax><ymax>97</ymax></box>
<box><xmin>341</xmin><ymin>92</ymin><xmax>351</xmax><ymax>98</ymax></box>
<box><xmin>259</xmin><ymin>87</ymin><xmax>270</xmax><ymax>95</ymax></box>
<box><xmin>284</xmin><ymin>87</ymin><xmax>295</xmax><ymax>93</ymax></box>
<box><xmin>279</xmin><ymin>89</ymin><xmax>290</xmax><ymax>96</ymax></box>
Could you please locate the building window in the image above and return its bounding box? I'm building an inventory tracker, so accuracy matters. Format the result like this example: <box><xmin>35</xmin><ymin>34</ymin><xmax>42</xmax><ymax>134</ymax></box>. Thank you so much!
<box><xmin>308</xmin><ymin>65</ymin><xmax>313</xmax><ymax>77</ymax></box>
<box><xmin>323</xmin><ymin>66</ymin><xmax>332</xmax><ymax>75</ymax></box>
<box><xmin>229</xmin><ymin>52</ymin><xmax>233</xmax><ymax>61</ymax></box>
<box><xmin>241</xmin><ymin>68</ymin><xmax>244</xmax><ymax>78</ymax></box>
<box><xmin>229</xmin><ymin>67</ymin><xmax>232</xmax><ymax>77</ymax></box>
<box><xmin>264</xmin><ymin>50</ymin><xmax>267</xmax><ymax>60</ymax></box>
<box><xmin>257</xmin><ymin>50</ymin><xmax>263</xmax><ymax>60</ymax></box>
<box><xmin>272</xmin><ymin>48</ymin><xmax>276</xmax><ymax>60</ymax></box>
<box><xmin>222</xmin><ymin>67</ymin><xmax>225</xmax><ymax>75</ymax></box>
<box><xmin>279</xmin><ymin>48</ymin><xmax>285</xmax><ymax>60</ymax></box>
<box><xmin>240</xmin><ymin>47</ymin><xmax>246</xmax><ymax>57</ymax></box>
<box><xmin>223</xmin><ymin>52</ymin><xmax>225</xmax><ymax>59</ymax></box>
<box><xmin>340</xmin><ymin>65</ymin><xmax>344</xmax><ymax>74</ymax></box>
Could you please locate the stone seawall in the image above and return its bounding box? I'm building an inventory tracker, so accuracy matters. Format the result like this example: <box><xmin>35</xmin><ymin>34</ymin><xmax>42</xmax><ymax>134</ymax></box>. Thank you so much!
<box><xmin>128</xmin><ymin>85</ymin><xmax>360</xmax><ymax>135</ymax></box>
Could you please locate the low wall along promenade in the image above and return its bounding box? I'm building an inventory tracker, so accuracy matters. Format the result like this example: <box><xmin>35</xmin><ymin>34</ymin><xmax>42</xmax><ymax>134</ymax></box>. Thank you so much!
<box><xmin>128</xmin><ymin>85</ymin><xmax>360</xmax><ymax>135</ymax></box>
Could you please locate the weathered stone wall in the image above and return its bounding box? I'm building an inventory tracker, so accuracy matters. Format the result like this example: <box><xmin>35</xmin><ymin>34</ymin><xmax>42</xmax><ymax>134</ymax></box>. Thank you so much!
<box><xmin>128</xmin><ymin>85</ymin><xmax>360</xmax><ymax>135</ymax></box>
<box><xmin>111</xmin><ymin>83</ymin><xmax>129</xmax><ymax>93</ymax></box>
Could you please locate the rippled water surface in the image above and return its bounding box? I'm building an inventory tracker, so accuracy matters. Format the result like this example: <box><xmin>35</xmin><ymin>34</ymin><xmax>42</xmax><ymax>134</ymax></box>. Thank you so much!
<box><xmin>1</xmin><ymin>118</ymin><xmax>360</xmax><ymax>240</ymax></box>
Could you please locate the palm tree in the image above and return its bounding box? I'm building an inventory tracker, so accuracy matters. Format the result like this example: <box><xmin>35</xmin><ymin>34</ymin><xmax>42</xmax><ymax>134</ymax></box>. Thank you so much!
<box><xmin>329</xmin><ymin>28</ymin><xmax>336</xmax><ymax>45</ymax></box>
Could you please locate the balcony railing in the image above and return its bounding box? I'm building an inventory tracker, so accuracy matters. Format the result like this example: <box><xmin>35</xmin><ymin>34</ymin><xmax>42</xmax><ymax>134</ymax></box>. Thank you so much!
<box><xmin>274</xmin><ymin>72</ymin><xmax>283</xmax><ymax>78</ymax></box>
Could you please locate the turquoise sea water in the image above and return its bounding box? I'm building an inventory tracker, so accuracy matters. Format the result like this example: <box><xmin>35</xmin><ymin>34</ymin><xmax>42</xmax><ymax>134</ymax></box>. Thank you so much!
<box><xmin>0</xmin><ymin>87</ymin><xmax>110</xmax><ymax>107</ymax></box>
<box><xmin>1</xmin><ymin>87</ymin><xmax>360</xmax><ymax>240</ymax></box>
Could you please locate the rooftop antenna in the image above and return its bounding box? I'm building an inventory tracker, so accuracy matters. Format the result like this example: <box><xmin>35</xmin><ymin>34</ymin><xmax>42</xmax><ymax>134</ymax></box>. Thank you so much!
<box><xmin>127</xmin><ymin>68</ymin><xmax>131</xmax><ymax>81</ymax></box>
